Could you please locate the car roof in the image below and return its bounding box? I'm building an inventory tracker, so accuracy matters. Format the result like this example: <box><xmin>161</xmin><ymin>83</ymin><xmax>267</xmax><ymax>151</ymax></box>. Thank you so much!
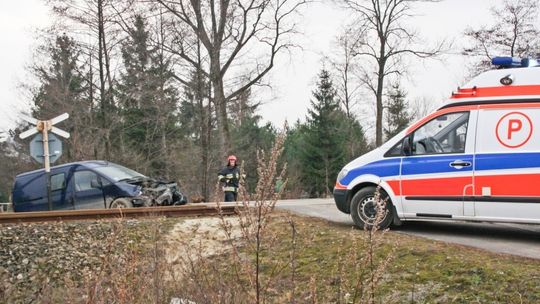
<box><xmin>15</xmin><ymin>160</ymin><xmax>112</xmax><ymax>178</ymax></box>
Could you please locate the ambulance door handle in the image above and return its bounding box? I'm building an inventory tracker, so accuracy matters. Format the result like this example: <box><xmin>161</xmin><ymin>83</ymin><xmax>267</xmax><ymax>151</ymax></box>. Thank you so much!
<box><xmin>449</xmin><ymin>161</ymin><xmax>472</xmax><ymax>169</ymax></box>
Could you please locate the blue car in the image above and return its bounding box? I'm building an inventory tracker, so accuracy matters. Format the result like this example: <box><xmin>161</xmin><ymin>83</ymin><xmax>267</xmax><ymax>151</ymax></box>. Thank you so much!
<box><xmin>12</xmin><ymin>160</ymin><xmax>187</xmax><ymax>212</ymax></box>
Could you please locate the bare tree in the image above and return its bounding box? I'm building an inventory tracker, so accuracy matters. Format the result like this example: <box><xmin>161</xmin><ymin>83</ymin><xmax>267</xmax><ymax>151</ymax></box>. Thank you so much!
<box><xmin>464</xmin><ymin>0</ymin><xmax>540</xmax><ymax>69</ymax></box>
<box><xmin>45</xmin><ymin>0</ymin><xmax>130</xmax><ymax>159</ymax></box>
<box><xmin>326</xmin><ymin>32</ymin><xmax>370</xmax><ymax>160</ymax></box>
<box><xmin>330</xmin><ymin>30</ymin><xmax>363</xmax><ymax>120</ymax></box>
<box><xmin>410</xmin><ymin>96</ymin><xmax>435</xmax><ymax>120</ymax></box>
<box><xmin>339</xmin><ymin>0</ymin><xmax>444</xmax><ymax>146</ymax></box>
<box><xmin>153</xmin><ymin>0</ymin><xmax>306</xmax><ymax>156</ymax></box>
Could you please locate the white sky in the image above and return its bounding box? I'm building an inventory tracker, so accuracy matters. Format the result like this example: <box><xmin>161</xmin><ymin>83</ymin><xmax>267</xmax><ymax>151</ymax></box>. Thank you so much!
<box><xmin>0</xmin><ymin>0</ymin><xmax>506</xmax><ymax>135</ymax></box>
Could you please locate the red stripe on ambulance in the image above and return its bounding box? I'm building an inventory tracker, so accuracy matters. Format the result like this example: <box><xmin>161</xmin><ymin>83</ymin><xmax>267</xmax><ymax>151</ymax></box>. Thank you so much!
<box><xmin>475</xmin><ymin>173</ymin><xmax>540</xmax><ymax>197</ymax></box>
<box><xmin>398</xmin><ymin>176</ymin><xmax>472</xmax><ymax>196</ymax></box>
<box><xmin>451</xmin><ymin>85</ymin><xmax>540</xmax><ymax>99</ymax></box>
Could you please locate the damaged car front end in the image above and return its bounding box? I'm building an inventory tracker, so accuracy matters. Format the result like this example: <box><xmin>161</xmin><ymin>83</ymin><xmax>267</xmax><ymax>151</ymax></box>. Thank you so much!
<box><xmin>124</xmin><ymin>177</ymin><xmax>188</xmax><ymax>206</ymax></box>
<box><xmin>92</xmin><ymin>162</ymin><xmax>188</xmax><ymax>208</ymax></box>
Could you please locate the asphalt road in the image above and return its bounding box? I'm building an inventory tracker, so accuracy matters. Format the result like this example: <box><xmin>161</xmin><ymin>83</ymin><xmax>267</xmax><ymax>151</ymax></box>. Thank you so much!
<box><xmin>275</xmin><ymin>198</ymin><xmax>540</xmax><ymax>260</ymax></box>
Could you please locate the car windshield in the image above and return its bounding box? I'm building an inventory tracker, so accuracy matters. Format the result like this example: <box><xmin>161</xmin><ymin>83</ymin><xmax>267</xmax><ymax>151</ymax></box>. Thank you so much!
<box><xmin>94</xmin><ymin>164</ymin><xmax>146</xmax><ymax>182</ymax></box>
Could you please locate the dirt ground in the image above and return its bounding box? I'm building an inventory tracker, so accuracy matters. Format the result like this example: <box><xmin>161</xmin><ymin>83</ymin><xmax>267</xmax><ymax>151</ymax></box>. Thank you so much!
<box><xmin>165</xmin><ymin>217</ymin><xmax>243</xmax><ymax>271</ymax></box>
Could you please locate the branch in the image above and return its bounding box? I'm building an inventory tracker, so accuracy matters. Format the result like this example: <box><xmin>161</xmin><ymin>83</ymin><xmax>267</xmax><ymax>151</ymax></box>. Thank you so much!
<box><xmin>226</xmin><ymin>0</ymin><xmax>306</xmax><ymax>101</ymax></box>
<box><xmin>221</xmin><ymin>0</ymin><xmax>268</xmax><ymax>77</ymax></box>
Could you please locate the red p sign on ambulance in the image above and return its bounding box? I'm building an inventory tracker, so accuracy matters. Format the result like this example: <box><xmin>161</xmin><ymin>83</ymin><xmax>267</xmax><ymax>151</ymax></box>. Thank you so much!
<box><xmin>496</xmin><ymin>112</ymin><xmax>533</xmax><ymax>148</ymax></box>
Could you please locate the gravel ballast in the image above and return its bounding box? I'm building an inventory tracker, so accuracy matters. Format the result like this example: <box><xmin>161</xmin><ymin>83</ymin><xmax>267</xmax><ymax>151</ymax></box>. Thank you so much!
<box><xmin>0</xmin><ymin>218</ymin><xmax>168</xmax><ymax>302</ymax></box>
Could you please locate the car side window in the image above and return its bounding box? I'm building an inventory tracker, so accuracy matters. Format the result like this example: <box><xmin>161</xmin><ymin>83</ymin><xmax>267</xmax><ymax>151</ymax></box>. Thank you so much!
<box><xmin>74</xmin><ymin>171</ymin><xmax>100</xmax><ymax>192</ymax></box>
<box><xmin>101</xmin><ymin>178</ymin><xmax>111</xmax><ymax>186</ymax></box>
<box><xmin>412</xmin><ymin>112</ymin><xmax>470</xmax><ymax>155</ymax></box>
<box><xmin>50</xmin><ymin>173</ymin><xmax>66</xmax><ymax>191</ymax></box>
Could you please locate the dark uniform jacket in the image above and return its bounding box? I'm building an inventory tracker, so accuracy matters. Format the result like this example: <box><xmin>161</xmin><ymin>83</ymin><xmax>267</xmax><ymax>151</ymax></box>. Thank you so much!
<box><xmin>218</xmin><ymin>165</ymin><xmax>240</xmax><ymax>192</ymax></box>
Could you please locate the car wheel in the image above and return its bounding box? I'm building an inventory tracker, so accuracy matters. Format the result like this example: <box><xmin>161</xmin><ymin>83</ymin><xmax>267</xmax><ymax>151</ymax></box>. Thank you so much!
<box><xmin>174</xmin><ymin>198</ymin><xmax>188</xmax><ymax>205</ymax></box>
<box><xmin>350</xmin><ymin>186</ymin><xmax>393</xmax><ymax>230</ymax></box>
<box><xmin>110</xmin><ymin>198</ymin><xmax>133</xmax><ymax>209</ymax></box>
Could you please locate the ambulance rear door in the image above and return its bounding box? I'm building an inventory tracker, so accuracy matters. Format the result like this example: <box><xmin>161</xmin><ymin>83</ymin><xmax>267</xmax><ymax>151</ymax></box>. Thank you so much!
<box><xmin>474</xmin><ymin>104</ymin><xmax>540</xmax><ymax>222</ymax></box>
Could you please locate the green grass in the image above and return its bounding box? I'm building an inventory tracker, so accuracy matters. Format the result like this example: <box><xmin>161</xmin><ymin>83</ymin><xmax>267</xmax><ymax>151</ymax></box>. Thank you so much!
<box><xmin>230</xmin><ymin>213</ymin><xmax>540</xmax><ymax>303</ymax></box>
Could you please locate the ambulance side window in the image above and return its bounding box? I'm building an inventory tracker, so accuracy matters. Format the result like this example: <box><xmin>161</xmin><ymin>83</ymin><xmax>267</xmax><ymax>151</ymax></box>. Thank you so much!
<box><xmin>385</xmin><ymin>141</ymin><xmax>403</xmax><ymax>157</ymax></box>
<box><xmin>411</xmin><ymin>112</ymin><xmax>469</xmax><ymax>155</ymax></box>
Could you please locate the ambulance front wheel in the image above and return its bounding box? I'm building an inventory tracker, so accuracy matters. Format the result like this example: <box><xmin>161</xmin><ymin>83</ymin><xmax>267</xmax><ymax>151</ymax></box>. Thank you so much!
<box><xmin>350</xmin><ymin>186</ymin><xmax>393</xmax><ymax>230</ymax></box>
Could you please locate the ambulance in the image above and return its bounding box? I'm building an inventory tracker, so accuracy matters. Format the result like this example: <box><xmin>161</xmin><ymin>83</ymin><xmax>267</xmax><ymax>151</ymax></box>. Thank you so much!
<box><xmin>334</xmin><ymin>57</ymin><xmax>540</xmax><ymax>229</ymax></box>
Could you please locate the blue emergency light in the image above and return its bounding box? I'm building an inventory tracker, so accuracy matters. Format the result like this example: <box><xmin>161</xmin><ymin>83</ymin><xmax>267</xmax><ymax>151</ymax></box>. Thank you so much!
<box><xmin>491</xmin><ymin>57</ymin><xmax>522</xmax><ymax>68</ymax></box>
<box><xmin>492</xmin><ymin>57</ymin><xmax>540</xmax><ymax>68</ymax></box>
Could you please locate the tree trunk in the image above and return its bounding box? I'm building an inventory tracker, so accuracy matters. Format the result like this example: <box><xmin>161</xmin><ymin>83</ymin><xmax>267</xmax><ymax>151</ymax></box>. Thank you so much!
<box><xmin>197</xmin><ymin>37</ymin><xmax>209</xmax><ymax>199</ymax></box>
<box><xmin>375</xmin><ymin>77</ymin><xmax>384</xmax><ymax>147</ymax></box>
<box><xmin>97</xmin><ymin>0</ymin><xmax>110</xmax><ymax>159</ymax></box>
<box><xmin>204</xmin><ymin>97</ymin><xmax>212</xmax><ymax>199</ymax></box>
<box><xmin>375</xmin><ymin>45</ymin><xmax>386</xmax><ymax>146</ymax></box>
<box><xmin>210</xmin><ymin>53</ymin><xmax>231</xmax><ymax>156</ymax></box>
<box><xmin>200</xmin><ymin>99</ymin><xmax>209</xmax><ymax>198</ymax></box>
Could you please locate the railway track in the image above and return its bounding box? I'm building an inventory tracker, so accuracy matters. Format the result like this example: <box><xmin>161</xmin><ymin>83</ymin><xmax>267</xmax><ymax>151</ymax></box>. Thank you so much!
<box><xmin>0</xmin><ymin>204</ymin><xmax>238</xmax><ymax>224</ymax></box>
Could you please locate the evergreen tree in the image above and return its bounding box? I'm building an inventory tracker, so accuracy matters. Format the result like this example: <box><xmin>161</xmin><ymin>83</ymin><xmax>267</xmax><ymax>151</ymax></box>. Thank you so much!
<box><xmin>31</xmin><ymin>34</ymin><xmax>93</xmax><ymax>162</ymax></box>
<box><xmin>283</xmin><ymin>120</ymin><xmax>311</xmax><ymax>198</ymax></box>
<box><xmin>178</xmin><ymin>70</ymin><xmax>217</xmax><ymax>198</ymax></box>
<box><xmin>231</xmin><ymin>114</ymin><xmax>276</xmax><ymax>192</ymax></box>
<box><xmin>384</xmin><ymin>82</ymin><xmax>413</xmax><ymax>140</ymax></box>
<box><xmin>116</xmin><ymin>15</ymin><xmax>180</xmax><ymax>178</ymax></box>
<box><xmin>229</xmin><ymin>88</ymin><xmax>258</xmax><ymax>126</ymax></box>
<box><xmin>342</xmin><ymin>113</ymin><xmax>369</xmax><ymax>160</ymax></box>
<box><xmin>301</xmin><ymin>69</ymin><xmax>348</xmax><ymax>197</ymax></box>
<box><xmin>0</xmin><ymin>137</ymin><xmax>34</xmax><ymax>204</ymax></box>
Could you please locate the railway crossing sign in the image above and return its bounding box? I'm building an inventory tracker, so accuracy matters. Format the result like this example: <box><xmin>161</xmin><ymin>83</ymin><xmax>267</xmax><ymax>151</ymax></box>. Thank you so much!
<box><xmin>19</xmin><ymin>113</ymin><xmax>70</xmax><ymax>211</ymax></box>
<box><xmin>30</xmin><ymin>133</ymin><xmax>63</xmax><ymax>164</ymax></box>
<box><xmin>19</xmin><ymin>113</ymin><xmax>70</xmax><ymax>140</ymax></box>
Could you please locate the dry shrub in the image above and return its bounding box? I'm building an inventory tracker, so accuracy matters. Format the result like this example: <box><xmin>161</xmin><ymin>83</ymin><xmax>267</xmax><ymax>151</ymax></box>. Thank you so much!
<box><xmin>3</xmin><ymin>129</ymin><xmax>397</xmax><ymax>304</ymax></box>
<box><xmin>332</xmin><ymin>186</ymin><xmax>397</xmax><ymax>304</ymax></box>
<box><xmin>173</xmin><ymin>132</ymin><xmax>397</xmax><ymax>304</ymax></box>
<box><xmin>172</xmin><ymin>128</ymin><xmax>290</xmax><ymax>303</ymax></box>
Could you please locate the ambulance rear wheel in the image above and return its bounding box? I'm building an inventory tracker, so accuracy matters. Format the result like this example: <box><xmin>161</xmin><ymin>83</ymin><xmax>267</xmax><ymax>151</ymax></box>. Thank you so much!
<box><xmin>350</xmin><ymin>186</ymin><xmax>393</xmax><ymax>230</ymax></box>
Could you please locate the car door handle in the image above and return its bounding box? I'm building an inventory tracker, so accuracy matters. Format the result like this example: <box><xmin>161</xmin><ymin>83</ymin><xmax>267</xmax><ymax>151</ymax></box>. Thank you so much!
<box><xmin>449</xmin><ymin>161</ymin><xmax>471</xmax><ymax>169</ymax></box>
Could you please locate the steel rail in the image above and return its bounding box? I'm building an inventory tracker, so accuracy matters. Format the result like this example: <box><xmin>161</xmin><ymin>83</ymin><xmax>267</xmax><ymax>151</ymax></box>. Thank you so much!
<box><xmin>0</xmin><ymin>204</ymin><xmax>238</xmax><ymax>224</ymax></box>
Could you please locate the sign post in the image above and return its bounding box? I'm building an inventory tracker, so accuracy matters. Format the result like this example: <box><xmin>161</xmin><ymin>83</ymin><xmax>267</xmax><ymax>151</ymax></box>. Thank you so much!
<box><xmin>19</xmin><ymin>113</ymin><xmax>70</xmax><ymax>211</ymax></box>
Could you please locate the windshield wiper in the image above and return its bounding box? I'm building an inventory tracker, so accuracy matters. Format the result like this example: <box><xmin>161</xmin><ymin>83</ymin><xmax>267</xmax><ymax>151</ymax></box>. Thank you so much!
<box><xmin>118</xmin><ymin>176</ymin><xmax>146</xmax><ymax>183</ymax></box>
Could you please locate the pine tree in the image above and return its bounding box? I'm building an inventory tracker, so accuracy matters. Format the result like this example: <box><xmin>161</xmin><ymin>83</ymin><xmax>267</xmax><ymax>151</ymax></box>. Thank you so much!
<box><xmin>301</xmin><ymin>69</ymin><xmax>348</xmax><ymax>197</ymax></box>
<box><xmin>384</xmin><ymin>82</ymin><xmax>412</xmax><ymax>140</ymax></box>
<box><xmin>283</xmin><ymin>120</ymin><xmax>309</xmax><ymax>197</ymax></box>
<box><xmin>31</xmin><ymin>34</ymin><xmax>93</xmax><ymax>161</ymax></box>
<box><xmin>343</xmin><ymin>115</ymin><xmax>369</xmax><ymax>160</ymax></box>
<box><xmin>116</xmin><ymin>15</ymin><xmax>180</xmax><ymax>178</ymax></box>
<box><xmin>178</xmin><ymin>69</ymin><xmax>221</xmax><ymax>198</ymax></box>
<box><xmin>231</xmin><ymin>114</ymin><xmax>276</xmax><ymax>192</ymax></box>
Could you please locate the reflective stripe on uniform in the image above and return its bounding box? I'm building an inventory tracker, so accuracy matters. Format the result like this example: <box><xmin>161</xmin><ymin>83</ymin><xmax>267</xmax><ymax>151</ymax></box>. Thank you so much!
<box><xmin>224</xmin><ymin>186</ymin><xmax>237</xmax><ymax>192</ymax></box>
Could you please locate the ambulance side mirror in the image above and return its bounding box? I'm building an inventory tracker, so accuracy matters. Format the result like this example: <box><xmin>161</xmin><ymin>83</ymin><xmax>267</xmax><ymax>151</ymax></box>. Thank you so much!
<box><xmin>402</xmin><ymin>137</ymin><xmax>412</xmax><ymax>156</ymax></box>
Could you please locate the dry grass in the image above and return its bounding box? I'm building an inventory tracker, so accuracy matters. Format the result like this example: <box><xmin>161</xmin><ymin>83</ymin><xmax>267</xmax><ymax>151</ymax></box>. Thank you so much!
<box><xmin>3</xmin><ymin>213</ymin><xmax>540</xmax><ymax>303</ymax></box>
<box><xmin>3</xmin><ymin>130</ymin><xmax>539</xmax><ymax>303</ymax></box>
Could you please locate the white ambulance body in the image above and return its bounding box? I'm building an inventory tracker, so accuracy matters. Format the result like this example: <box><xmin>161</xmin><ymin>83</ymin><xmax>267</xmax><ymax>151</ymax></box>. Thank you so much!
<box><xmin>334</xmin><ymin>57</ymin><xmax>540</xmax><ymax>229</ymax></box>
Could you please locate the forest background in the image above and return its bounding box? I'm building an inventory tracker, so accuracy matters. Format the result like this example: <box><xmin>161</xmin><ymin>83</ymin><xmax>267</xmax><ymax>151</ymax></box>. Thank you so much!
<box><xmin>0</xmin><ymin>0</ymin><xmax>538</xmax><ymax>202</ymax></box>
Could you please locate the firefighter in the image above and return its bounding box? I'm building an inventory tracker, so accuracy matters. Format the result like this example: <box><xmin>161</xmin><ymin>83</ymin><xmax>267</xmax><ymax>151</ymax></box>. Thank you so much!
<box><xmin>218</xmin><ymin>155</ymin><xmax>240</xmax><ymax>202</ymax></box>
